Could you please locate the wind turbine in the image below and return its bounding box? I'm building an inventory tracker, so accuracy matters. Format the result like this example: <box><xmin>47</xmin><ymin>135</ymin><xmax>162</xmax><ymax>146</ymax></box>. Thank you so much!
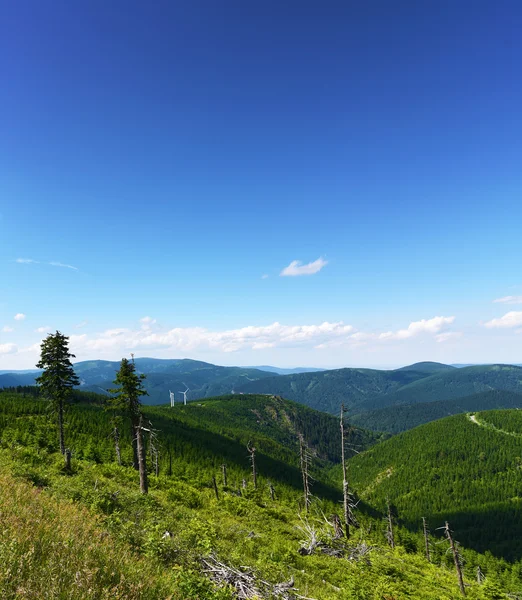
<box><xmin>179</xmin><ymin>387</ymin><xmax>189</xmax><ymax>406</ymax></box>
<box><xmin>169</xmin><ymin>390</ymin><xmax>175</xmax><ymax>408</ymax></box>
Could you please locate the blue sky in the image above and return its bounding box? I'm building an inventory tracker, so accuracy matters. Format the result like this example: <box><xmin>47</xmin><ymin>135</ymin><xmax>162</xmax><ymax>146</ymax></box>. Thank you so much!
<box><xmin>1</xmin><ymin>0</ymin><xmax>522</xmax><ymax>369</ymax></box>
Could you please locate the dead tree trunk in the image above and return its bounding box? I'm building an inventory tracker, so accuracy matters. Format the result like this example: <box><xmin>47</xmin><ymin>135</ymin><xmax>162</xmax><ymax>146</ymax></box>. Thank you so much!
<box><xmin>113</xmin><ymin>426</ymin><xmax>122</xmax><ymax>465</ymax></box>
<box><xmin>422</xmin><ymin>517</ymin><xmax>430</xmax><ymax>562</ymax></box>
<box><xmin>58</xmin><ymin>400</ymin><xmax>65</xmax><ymax>455</ymax></box>
<box><xmin>212</xmin><ymin>476</ymin><xmax>219</xmax><ymax>500</ymax></box>
<box><xmin>136</xmin><ymin>415</ymin><xmax>148</xmax><ymax>494</ymax></box>
<box><xmin>299</xmin><ymin>435</ymin><xmax>312</xmax><ymax>513</ymax></box>
<box><xmin>385</xmin><ymin>498</ymin><xmax>395</xmax><ymax>549</ymax></box>
<box><xmin>268</xmin><ymin>481</ymin><xmax>275</xmax><ymax>501</ymax></box>
<box><xmin>445</xmin><ymin>521</ymin><xmax>465</xmax><ymax>596</ymax></box>
<box><xmin>247</xmin><ymin>442</ymin><xmax>257</xmax><ymax>489</ymax></box>
<box><xmin>222</xmin><ymin>463</ymin><xmax>227</xmax><ymax>487</ymax></box>
<box><xmin>131</xmin><ymin>421</ymin><xmax>139</xmax><ymax>470</ymax></box>
<box><xmin>64</xmin><ymin>448</ymin><xmax>71</xmax><ymax>470</ymax></box>
<box><xmin>476</xmin><ymin>566</ymin><xmax>484</xmax><ymax>585</ymax></box>
<box><xmin>340</xmin><ymin>403</ymin><xmax>350</xmax><ymax>539</ymax></box>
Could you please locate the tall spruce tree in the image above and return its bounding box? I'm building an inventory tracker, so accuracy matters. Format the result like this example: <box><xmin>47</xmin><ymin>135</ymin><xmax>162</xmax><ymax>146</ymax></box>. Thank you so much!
<box><xmin>110</xmin><ymin>357</ymin><xmax>149</xmax><ymax>493</ymax></box>
<box><xmin>36</xmin><ymin>331</ymin><xmax>79</xmax><ymax>456</ymax></box>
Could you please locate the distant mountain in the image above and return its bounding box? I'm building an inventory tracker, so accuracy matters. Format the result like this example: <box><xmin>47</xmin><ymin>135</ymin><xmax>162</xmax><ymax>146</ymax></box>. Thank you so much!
<box><xmin>237</xmin><ymin>366</ymin><xmax>430</xmax><ymax>414</ymax></box>
<box><xmin>249</xmin><ymin>365</ymin><xmax>325</xmax><ymax>375</ymax></box>
<box><xmin>237</xmin><ymin>363</ymin><xmax>522</xmax><ymax>417</ymax></box>
<box><xmin>4</xmin><ymin>360</ymin><xmax>522</xmax><ymax>417</ymax></box>
<box><xmin>351</xmin><ymin>389</ymin><xmax>522</xmax><ymax>434</ymax></box>
<box><xmin>395</xmin><ymin>361</ymin><xmax>456</xmax><ymax>373</ymax></box>
<box><xmin>357</xmin><ymin>364</ymin><xmax>522</xmax><ymax>412</ymax></box>
<box><xmin>0</xmin><ymin>358</ymin><xmax>278</xmax><ymax>405</ymax></box>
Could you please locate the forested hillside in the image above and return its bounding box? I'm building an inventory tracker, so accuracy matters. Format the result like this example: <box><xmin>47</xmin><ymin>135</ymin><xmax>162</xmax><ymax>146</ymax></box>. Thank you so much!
<box><xmin>239</xmin><ymin>364</ymin><xmax>522</xmax><ymax>421</ymax></box>
<box><xmin>237</xmin><ymin>367</ymin><xmax>428</xmax><ymax>413</ymax></box>
<box><xmin>357</xmin><ymin>364</ymin><xmax>522</xmax><ymax>411</ymax></box>
<box><xmin>0</xmin><ymin>358</ymin><xmax>279</xmax><ymax>405</ymax></box>
<box><xmin>1</xmin><ymin>388</ymin><xmax>519</xmax><ymax>598</ymax></box>
<box><xmin>351</xmin><ymin>390</ymin><xmax>522</xmax><ymax>433</ymax></box>
<box><xmin>348</xmin><ymin>409</ymin><xmax>522</xmax><ymax>560</ymax></box>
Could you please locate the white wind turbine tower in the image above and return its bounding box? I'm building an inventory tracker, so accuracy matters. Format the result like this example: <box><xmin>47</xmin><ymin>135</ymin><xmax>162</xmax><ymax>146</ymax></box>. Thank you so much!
<box><xmin>169</xmin><ymin>390</ymin><xmax>175</xmax><ymax>408</ymax></box>
<box><xmin>179</xmin><ymin>387</ymin><xmax>189</xmax><ymax>406</ymax></box>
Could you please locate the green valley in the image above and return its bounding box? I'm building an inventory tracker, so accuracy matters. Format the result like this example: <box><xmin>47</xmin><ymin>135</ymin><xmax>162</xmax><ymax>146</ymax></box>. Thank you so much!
<box><xmin>1</xmin><ymin>386</ymin><xmax>522</xmax><ymax>598</ymax></box>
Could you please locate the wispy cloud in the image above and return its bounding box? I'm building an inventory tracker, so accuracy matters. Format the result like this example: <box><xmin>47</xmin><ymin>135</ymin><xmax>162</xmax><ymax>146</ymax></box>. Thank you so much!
<box><xmin>14</xmin><ymin>313</ymin><xmax>26</xmax><ymax>321</ymax></box>
<box><xmin>16</xmin><ymin>258</ymin><xmax>39</xmax><ymax>264</ymax></box>
<box><xmin>493</xmin><ymin>296</ymin><xmax>522</xmax><ymax>305</ymax></box>
<box><xmin>484</xmin><ymin>311</ymin><xmax>522</xmax><ymax>329</ymax></box>
<box><xmin>280</xmin><ymin>257</ymin><xmax>328</xmax><ymax>277</ymax></box>
<box><xmin>35</xmin><ymin>326</ymin><xmax>50</xmax><ymax>334</ymax></box>
<box><xmin>435</xmin><ymin>331</ymin><xmax>463</xmax><ymax>343</ymax></box>
<box><xmin>15</xmin><ymin>258</ymin><xmax>78</xmax><ymax>271</ymax></box>
<box><xmin>0</xmin><ymin>343</ymin><xmax>17</xmax><ymax>355</ymax></box>
<box><xmin>261</xmin><ymin>274</ymin><xmax>269</xmax><ymax>279</ymax></box>
<box><xmin>140</xmin><ymin>316</ymin><xmax>157</xmax><ymax>331</ymax></box>
<box><xmin>49</xmin><ymin>261</ymin><xmax>78</xmax><ymax>271</ymax></box>
<box><xmin>75</xmin><ymin>320</ymin><xmax>88</xmax><ymax>329</ymax></box>
<box><xmin>1</xmin><ymin>326</ymin><xmax>14</xmax><ymax>333</ymax></box>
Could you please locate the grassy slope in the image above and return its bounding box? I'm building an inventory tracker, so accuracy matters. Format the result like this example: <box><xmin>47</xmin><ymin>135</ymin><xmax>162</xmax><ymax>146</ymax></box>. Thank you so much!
<box><xmin>0</xmin><ymin>469</ymin><xmax>226</xmax><ymax>600</ymax></box>
<box><xmin>348</xmin><ymin>409</ymin><xmax>522</xmax><ymax>560</ymax></box>
<box><xmin>351</xmin><ymin>390</ymin><xmax>522</xmax><ymax>434</ymax></box>
<box><xmin>0</xmin><ymin>389</ymin><xmax>515</xmax><ymax>598</ymax></box>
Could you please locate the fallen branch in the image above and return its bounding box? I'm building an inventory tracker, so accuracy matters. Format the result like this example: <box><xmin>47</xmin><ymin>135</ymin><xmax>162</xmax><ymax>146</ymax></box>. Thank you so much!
<box><xmin>202</xmin><ymin>554</ymin><xmax>316</xmax><ymax>599</ymax></box>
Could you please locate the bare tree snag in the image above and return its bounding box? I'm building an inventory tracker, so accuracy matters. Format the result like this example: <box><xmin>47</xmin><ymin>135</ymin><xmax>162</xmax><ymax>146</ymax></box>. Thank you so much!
<box><xmin>136</xmin><ymin>415</ymin><xmax>148</xmax><ymax>494</ymax></box>
<box><xmin>445</xmin><ymin>521</ymin><xmax>466</xmax><ymax>596</ymax></box>
<box><xmin>242</xmin><ymin>478</ymin><xmax>247</xmax><ymax>490</ymax></box>
<box><xmin>113</xmin><ymin>426</ymin><xmax>121</xmax><ymax>466</ymax></box>
<box><xmin>222</xmin><ymin>463</ymin><xmax>227</xmax><ymax>487</ymax></box>
<box><xmin>385</xmin><ymin>498</ymin><xmax>395</xmax><ymax>549</ymax></box>
<box><xmin>268</xmin><ymin>481</ymin><xmax>276</xmax><ymax>501</ymax></box>
<box><xmin>64</xmin><ymin>448</ymin><xmax>72</xmax><ymax>471</ymax></box>
<box><xmin>340</xmin><ymin>403</ymin><xmax>351</xmax><ymax>539</ymax></box>
<box><xmin>299</xmin><ymin>434</ymin><xmax>312</xmax><ymax>513</ymax></box>
<box><xmin>476</xmin><ymin>566</ymin><xmax>484</xmax><ymax>584</ymax></box>
<box><xmin>247</xmin><ymin>441</ymin><xmax>257</xmax><ymax>489</ymax></box>
<box><xmin>422</xmin><ymin>517</ymin><xmax>430</xmax><ymax>562</ymax></box>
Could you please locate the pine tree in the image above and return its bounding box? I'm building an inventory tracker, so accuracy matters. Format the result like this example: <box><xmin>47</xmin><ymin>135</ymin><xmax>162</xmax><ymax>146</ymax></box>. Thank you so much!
<box><xmin>109</xmin><ymin>357</ymin><xmax>149</xmax><ymax>493</ymax></box>
<box><xmin>36</xmin><ymin>331</ymin><xmax>79</xmax><ymax>456</ymax></box>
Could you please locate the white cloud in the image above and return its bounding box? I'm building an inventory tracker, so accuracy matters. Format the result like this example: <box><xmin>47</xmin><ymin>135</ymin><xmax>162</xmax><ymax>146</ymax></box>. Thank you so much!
<box><xmin>435</xmin><ymin>332</ymin><xmax>463</xmax><ymax>343</ymax></box>
<box><xmin>63</xmin><ymin>315</ymin><xmax>457</xmax><ymax>360</ymax></box>
<box><xmin>140</xmin><ymin>316</ymin><xmax>156</xmax><ymax>324</ymax></box>
<box><xmin>140</xmin><ymin>316</ymin><xmax>157</xmax><ymax>331</ymax></box>
<box><xmin>280</xmin><ymin>257</ymin><xmax>328</xmax><ymax>277</ymax></box>
<box><xmin>15</xmin><ymin>258</ymin><xmax>78</xmax><ymax>271</ymax></box>
<box><xmin>49</xmin><ymin>261</ymin><xmax>78</xmax><ymax>271</ymax></box>
<box><xmin>35</xmin><ymin>326</ymin><xmax>50</xmax><ymax>334</ymax></box>
<box><xmin>484</xmin><ymin>311</ymin><xmax>522</xmax><ymax>329</ymax></box>
<box><xmin>493</xmin><ymin>296</ymin><xmax>522</xmax><ymax>305</ymax></box>
<box><xmin>2</xmin><ymin>326</ymin><xmax>14</xmax><ymax>333</ymax></box>
<box><xmin>75</xmin><ymin>320</ymin><xmax>88</xmax><ymax>329</ymax></box>
<box><xmin>67</xmin><ymin>321</ymin><xmax>356</xmax><ymax>356</ymax></box>
<box><xmin>261</xmin><ymin>274</ymin><xmax>269</xmax><ymax>279</ymax></box>
<box><xmin>378</xmin><ymin>316</ymin><xmax>455</xmax><ymax>341</ymax></box>
<box><xmin>16</xmin><ymin>258</ymin><xmax>39</xmax><ymax>264</ymax></box>
<box><xmin>0</xmin><ymin>343</ymin><xmax>17</xmax><ymax>355</ymax></box>
<box><xmin>14</xmin><ymin>313</ymin><xmax>26</xmax><ymax>321</ymax></box>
